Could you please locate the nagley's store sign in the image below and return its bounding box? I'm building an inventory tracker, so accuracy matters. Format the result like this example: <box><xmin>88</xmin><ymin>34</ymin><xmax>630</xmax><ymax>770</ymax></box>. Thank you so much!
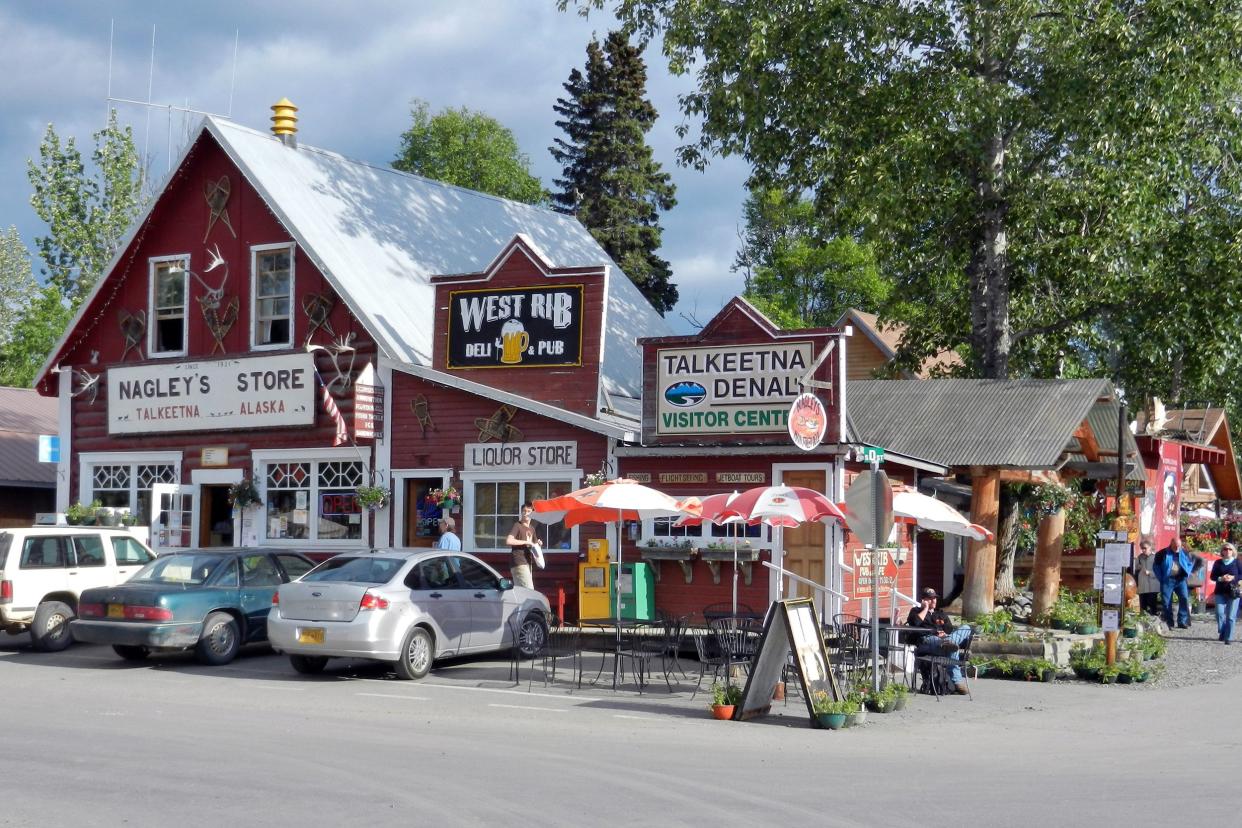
<box><xmin>107</xmin><ymin>353</ymin><xmax>315</xmax><ymax>435</ymax></box>
<box><xmin>655</xmin><ymin>341</ymin><xmax>815</xmax><ymax>435</ymax></box>
<box><xmin>446</xmin><ymin>285</ymin><xmax>583</xmax><ymax>369</ymax></box>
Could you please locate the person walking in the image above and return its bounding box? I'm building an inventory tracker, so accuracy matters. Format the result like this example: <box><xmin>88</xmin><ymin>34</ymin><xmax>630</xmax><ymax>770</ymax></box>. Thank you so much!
<box><xmin>1132</xmin><ymin>540</ymin><xmax>1160</xmax><ymax>616</ymax></box>
<box><xmin>1154</xmin><ymin>535</ymin><xmax>1203</xmax><ymax>629</ymax></box>
<box><xmin>505</xmin><ymin>502</ymin><xmax>541</xmax><ymax>589</ymax></box>
<box><xmin>1210</xmin><ymin>543</ymin><xmax>1242</xmax><ymax>644</ymax></box>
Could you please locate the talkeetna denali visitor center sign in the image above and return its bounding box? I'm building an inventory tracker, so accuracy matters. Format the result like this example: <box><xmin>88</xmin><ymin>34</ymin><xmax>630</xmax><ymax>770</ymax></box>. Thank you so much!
<box><xmin>446</xmin><ymin>285</ymin><xmax>584</xmax><ymax>369</ymax></box>
<box><xmin>655</xmin><ymin>342</ymin><xmax>814</xmax><ymax>436</ymax></box>
<box><xmin>107</xmin><ymin>353</ymin><xmax>316</xmax><ymax>434</ymax></box>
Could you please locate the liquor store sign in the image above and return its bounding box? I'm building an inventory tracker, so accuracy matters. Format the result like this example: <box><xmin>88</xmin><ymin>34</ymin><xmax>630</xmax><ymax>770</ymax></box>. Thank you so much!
<box><xmin>463</xmin><ymin>441</ymin><xmax>578</xmax><ymax>471</ymax></box>
<box><xmin>447</xmin><ymin>285</ymin><xmax>583</xmax><ymax>369</ymax></box>
<box><xmin>655</xmin><ymin>341</ymin><xmax>815</xmax><ymax>435</ymax></box>
<box><xmin>108</xmin><ymin>353</ymin><xmax>315</xmax><ymax>435</ymax></box>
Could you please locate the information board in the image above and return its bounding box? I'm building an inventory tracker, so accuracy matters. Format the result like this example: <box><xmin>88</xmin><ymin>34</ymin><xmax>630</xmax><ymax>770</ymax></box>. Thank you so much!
<box><xmin>737</xmin><ymin>599</ymin><xmax>841</xmax><ymax>724</ymax></box>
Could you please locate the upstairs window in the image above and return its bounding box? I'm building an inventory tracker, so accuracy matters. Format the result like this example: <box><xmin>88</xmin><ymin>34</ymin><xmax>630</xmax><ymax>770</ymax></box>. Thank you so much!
<box><xmin>150</xmin><ymin>256</ymin><xmax>188</xmax><ymax>356</ymax></box>
<box><xmin>251</xmin><ymin>243</ymin><xmax>294</xmax><ymax>348</ymax></box>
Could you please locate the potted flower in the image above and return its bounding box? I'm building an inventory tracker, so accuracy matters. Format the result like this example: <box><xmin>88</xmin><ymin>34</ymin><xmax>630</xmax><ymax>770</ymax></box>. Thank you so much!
<box><xmin>811</xmin><ymin>692</ymin><xmax>852</xmax><ymax>730</ymax></box>
<box><xmin>426</xmin><ymin>485</ymin><xmax>460</xmax><ymax>511</ymax></box>
<box><xmin>864</xmin><ymin>685</ymin><xmax>896</xmax><ymax>713</ymax></box>
<box><xmin>889</xmin><ymin>682</ymin><xmax>910</xmax><ymax>710</ymax></box>
<box><xmin>844</xmin><ymin>693</ymin><xmax>867</xmax><ymax>727</ymax></box>
<box><xmin>356</xmin><ymin>484</ymin><xmax>391</xmax><ymax>511</ymax></box>
<box><xmin>65</xmin><ymin>500</ymin><xmax>99</xmax><ymax>526</ymax></box>
<box><xmin>227</xmin><ymin>478</ymin><xmax>261</xmax><ymax>509</ymax></box>
<box><xmin>708</xmin><ymin>682</ymin><xmax>742</xmax><ymax>720</ymax></box>
<box><xmin>119</xmin><ymin>511</ymin><xmax>140</xmax><ymax>528</ymax></box>
<box><xmin>95</xmin><ymin>506</ymin><xmax>118</xmax><ymax>527</ymax></box>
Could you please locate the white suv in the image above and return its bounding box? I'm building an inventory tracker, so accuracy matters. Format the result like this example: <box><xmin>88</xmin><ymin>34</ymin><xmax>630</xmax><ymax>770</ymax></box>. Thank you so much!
<box><xmin>0</xmin><ymin>527</ymin><xmax>156</xmax><ymax>651</ymax></box>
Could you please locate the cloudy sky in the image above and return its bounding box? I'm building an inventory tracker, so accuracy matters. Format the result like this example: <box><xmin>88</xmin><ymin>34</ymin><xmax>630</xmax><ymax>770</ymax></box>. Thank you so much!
<box><xmin>0</xmin><ymin>1</ymin><xmax>750</xmax><ymax>333</ymax></box>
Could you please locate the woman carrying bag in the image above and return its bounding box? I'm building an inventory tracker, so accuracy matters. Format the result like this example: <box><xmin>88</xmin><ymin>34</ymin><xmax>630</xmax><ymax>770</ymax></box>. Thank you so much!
<box><xmin>1210</xmin><ymin>543</ymin><xmax>1242</xmax><ymax>644</ymax></box>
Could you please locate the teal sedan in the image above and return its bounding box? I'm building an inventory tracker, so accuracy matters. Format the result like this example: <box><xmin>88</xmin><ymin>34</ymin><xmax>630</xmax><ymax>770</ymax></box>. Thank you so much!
<box><xmin>71</xmin><ymin>548</ymin><xmax>314</xmax><ymax>665</ymax></box>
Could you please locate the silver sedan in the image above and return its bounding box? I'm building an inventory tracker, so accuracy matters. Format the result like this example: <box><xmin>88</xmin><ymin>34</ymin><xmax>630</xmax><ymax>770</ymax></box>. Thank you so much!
<box><xmin>268</xmin><ymin>549</ymin><xmax>550</xmax><ymax>679</ymax></box>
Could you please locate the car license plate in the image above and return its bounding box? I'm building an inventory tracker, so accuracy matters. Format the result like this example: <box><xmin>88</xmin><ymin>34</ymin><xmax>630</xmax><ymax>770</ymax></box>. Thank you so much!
<box><xmin>107</xmin><ymin>604</ymin><xmax>124</xmax><ymax>618</ymax></box>
<box><xmin>298</xmin><ymin>627</ymin><xmax>325</xmax><ymax>645</ymax></box>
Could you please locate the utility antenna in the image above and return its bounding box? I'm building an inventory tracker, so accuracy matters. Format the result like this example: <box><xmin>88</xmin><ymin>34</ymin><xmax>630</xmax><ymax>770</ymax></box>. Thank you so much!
<box><xmin>105</xmin><ymin>20</ymin><xmax>241</xmax><ymax>173</ymax></box>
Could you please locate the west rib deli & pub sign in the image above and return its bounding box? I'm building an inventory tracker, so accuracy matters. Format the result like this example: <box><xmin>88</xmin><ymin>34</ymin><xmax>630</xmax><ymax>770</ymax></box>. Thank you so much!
<box><xmin>446</xmin><ymin>285</ymin><xmax>584</xmax><ymax>369</ymax></box>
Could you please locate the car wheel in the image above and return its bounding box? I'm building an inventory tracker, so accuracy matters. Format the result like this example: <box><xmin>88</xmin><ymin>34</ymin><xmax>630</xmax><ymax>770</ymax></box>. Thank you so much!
<box><xmin>517</xmin><ymin>611</ymin><xmax>548</xmax><ymax>658</ymax></box>
<box><xmin>112</xmin><ymin>645</ymin><xmax>149</xmax><ymax>661</ymax></box>
<box><xmin>31</xmin><ymin>600</ymin><xmax>75</xmax><ymax>652</ymax></box>
<box><xmin>394</xmin><ymin>626</ymin><xmax>433</xmax><ymax>680</ymax></box>
<box><xmin>289</xmin><ymin>655</ymin><xmax>329</xmax><ymax>675</ymax></box>
<box><xmin>195</xmin><ymin>612</ymin><xmax>241</xmax><ymax>666</ymax></box>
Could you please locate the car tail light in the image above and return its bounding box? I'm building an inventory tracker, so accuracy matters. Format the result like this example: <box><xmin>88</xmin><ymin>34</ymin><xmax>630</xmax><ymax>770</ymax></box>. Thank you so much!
<box><xmin>123</xmin><ymin>606</ymin><xmax>173</xmax><ymax>621</ymax></box>
<box><xmin>79</xmin><ymin>602</ymin><xmax>104</xmax><ymax>618</ymax></box>
<box><xmin>358</xmin><ymin>591</ymin><xmax>389</xmax><ymax>611</ymax></box>
<box><xmin>0</xmin><ymin>580</ymin><xmax>11</xmax><ymax>603</ymax></box>
<box><xmin>271</xmin><ymin>592</ymin><xmax>280</xmax><ymax>605</ymax></box>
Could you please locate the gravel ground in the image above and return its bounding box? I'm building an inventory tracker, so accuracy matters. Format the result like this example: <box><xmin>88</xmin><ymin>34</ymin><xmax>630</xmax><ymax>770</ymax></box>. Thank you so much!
<box><xmin>1145</xmin><ymin>610</ymin><xmax>1242</xmax><ymax>689</ymax></box>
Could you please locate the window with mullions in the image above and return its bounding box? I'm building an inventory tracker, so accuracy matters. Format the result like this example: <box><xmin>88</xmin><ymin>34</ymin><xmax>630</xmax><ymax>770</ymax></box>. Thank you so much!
<box><xmin>643</xmin><ymin>515</ymin><xmax>768</xmax><ymax>545</ymax></box>
<box><xmin>89</xmin><ymin>462</ymin><xmax>177</xmax><ymax>520</ymax></box>
<box><xmin>649</xmin><ymin>515</ymin><xmax>703</xmax><ymax>539</ymax></box>
<box><xmin>151</xmin><ymin>257</ymin><xmax>187</xmax><ymax>355</ymax></box>
<box><xmin>263</xmin><ymin>460</ymin><xmax>365</xmax><ymax>542</ymax></box>
<box><xmin>470</xmin><ymin>479</ymin><xmax>573</xmax><ymax>550</ymax></box>
<box><xmin>252</xmin><ymin>244</ymin><xmax>293</xmax><ymax>347</ymax></box>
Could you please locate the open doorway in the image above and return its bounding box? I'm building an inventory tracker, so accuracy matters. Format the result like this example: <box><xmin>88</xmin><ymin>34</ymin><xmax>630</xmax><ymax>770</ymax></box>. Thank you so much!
<box><xmin>403</xmin><ymin>477</ymin><xmax>447</xmax><ymax>547</ymax></box>
<box><xmin>198</xmin><ymin>485</ymin><xmax>235</xmax><ymax>547</ymax></box>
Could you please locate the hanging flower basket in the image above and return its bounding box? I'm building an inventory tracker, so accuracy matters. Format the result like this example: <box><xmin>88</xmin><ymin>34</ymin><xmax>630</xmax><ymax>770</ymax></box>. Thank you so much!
<box><xmin>356</xmin><ymin>484</ymin><xmax>391</xmax><ymax>511</ymax></box>
<box><xmin>228</xmin><ymin>478</ymin><xmax>261</xmax><ymax>509</ymax></box>
<box><xmin>424</xmin><ymin>486</ymin><xmax>460</xmax><ymax>511</ymax></box>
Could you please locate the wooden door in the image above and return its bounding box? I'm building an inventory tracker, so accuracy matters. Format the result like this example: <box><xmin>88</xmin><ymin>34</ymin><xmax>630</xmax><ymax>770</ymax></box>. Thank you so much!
<box><xmin>780</xmin><ymin>469</ymin><xmax>829</xmax><ymax>611</ymax></box>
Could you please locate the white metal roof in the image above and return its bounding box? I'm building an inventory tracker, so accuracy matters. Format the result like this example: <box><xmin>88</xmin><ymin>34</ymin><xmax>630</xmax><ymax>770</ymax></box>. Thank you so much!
<box><xmin>210</xmin><ymin>117</ymin><xmax>668</xmax><ymax>398</ymax></box>
<box><xmin>37</xmin><ymin>116</ymin><xmax>670</xmax><ymax>402</ymax></box>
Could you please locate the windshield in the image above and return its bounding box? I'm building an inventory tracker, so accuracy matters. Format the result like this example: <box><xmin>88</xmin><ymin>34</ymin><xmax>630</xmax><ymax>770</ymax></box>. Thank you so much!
<box><xmin>130</xmin><ymin>553</ymin><xmax>229</xmax><ymax>586</ymax></box>
<box><xmin>302</xmin><ymin>556</ymin><xmax>403</xmax><ymax>585</ymax></box>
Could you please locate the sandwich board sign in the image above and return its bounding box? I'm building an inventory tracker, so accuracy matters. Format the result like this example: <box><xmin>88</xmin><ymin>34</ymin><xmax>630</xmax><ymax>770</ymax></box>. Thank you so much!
<box><xmin>736</xmin><ymin>599</ymin><xmax>841</xmax><ymax>724</ymax></box>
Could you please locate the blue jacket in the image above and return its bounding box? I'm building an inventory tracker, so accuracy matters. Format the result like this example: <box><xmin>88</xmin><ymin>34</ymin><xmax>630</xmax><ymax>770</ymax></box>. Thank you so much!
<box><xmin>1154</xmin><ymin>547</ymin><xmax>1202</xmax><ymax>584</ymax></box>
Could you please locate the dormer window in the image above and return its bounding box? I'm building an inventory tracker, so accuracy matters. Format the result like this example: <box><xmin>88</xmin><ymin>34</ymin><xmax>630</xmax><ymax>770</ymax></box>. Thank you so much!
<box><xmin>149</xmin><ymin>255</ymin><xmax>188</xmax><ymax>356</ymax></box>
<box><xmin>251</xmin><ymin>243</ymin><xmax>294</xmax><ymax>349</ymax></box>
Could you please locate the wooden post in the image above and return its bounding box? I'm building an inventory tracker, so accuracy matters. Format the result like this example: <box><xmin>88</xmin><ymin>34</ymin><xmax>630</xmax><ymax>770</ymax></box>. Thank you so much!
<box><xmin>963</xmin><ymin>469</ymin><xmax>1001</xmax><ymax>619</ymax></box>
<box><xmin>1030</xmin><ymin>508</ymin><xmax>1066</xmax><ymax>620</ymax></box>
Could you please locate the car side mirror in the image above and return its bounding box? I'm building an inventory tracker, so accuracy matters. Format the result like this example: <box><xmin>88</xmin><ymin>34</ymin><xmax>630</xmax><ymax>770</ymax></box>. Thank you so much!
<box><xmin>498</xmin><ymin>577</ymin><xmax>513</xmax><ymax>591</ymax></box>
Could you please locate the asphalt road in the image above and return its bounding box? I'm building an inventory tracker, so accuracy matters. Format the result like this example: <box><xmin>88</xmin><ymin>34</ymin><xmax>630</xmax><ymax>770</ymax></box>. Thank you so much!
<box><xmin>0</xmin><ymin>633</ymin><xmax>1232</xmax><ymax>827</ymax></box>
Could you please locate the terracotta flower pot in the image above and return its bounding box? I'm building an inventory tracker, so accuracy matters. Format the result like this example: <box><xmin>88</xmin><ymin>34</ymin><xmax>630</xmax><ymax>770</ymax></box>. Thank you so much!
<box><xmin>711</xmin><ymin>704</ymin><xmax>735</xmax><ymax>720</ymax></box>
<box><xmin>771</xmin><ymin>683</ymin><xmax>785</xmax><ymax>701</ymax></box>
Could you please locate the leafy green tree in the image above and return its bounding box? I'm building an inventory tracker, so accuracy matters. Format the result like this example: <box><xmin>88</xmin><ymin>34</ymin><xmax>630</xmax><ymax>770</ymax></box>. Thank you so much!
<box><xmin>569</xmin><ymin>1</ymin><xmax>1242</xmax><ymax>380</ymax></box>
<box><xmin>551</xmin><ymin>31</ymin><xmax>678</xmax><ymax>314</ymax></box>
<box><xmin>734</xmin><ymin>188</ymin><xmax>890</xmax><ymax>328</ymax></box>
<box><xmin>27</xmin><ymin>109</ymin><xmax>146</xmax><ymax>304</ymax></box>
<box><xmin>393</xmin><ymin>100</ymin><xmax>546</xmax><ymax>204</ymax></box>
<box><xmin>0</xmin><ymin>227</ymin><xmax>38</xmax><ymax>349</ymax></box>
<box><xmin>0</xmin><ymin>285</ymin><xmax>71</xmax><ymax>388</ymax></box>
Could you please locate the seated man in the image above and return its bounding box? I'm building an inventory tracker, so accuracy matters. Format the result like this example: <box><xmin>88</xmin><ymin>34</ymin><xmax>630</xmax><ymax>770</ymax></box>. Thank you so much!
<box><xmin>906</xmin><ymin>587</ymin><xmax>972</xmax><ymax>694</ymax></box>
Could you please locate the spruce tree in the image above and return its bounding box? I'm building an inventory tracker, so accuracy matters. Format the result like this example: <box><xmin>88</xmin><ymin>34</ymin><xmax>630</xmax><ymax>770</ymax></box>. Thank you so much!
<box><xmin>552</xmin><ymin>31</ymin><xmax>677</xmax><ymax>314</ymax></box>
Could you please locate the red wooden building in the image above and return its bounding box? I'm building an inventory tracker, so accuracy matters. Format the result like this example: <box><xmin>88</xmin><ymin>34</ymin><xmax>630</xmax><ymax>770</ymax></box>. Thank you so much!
<box><xmin>34</xmin><ymin>107</ymin><xmax>663</xmax><ymax>594</ymax></box>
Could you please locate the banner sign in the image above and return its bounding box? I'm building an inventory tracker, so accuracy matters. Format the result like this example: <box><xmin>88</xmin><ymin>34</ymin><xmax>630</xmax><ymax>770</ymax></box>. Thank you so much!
<box><xmin>463</xmin><ymin>440</ymin><xmax>577</xmax><ymax>471</ymax></box>
<box><xmin>447</xmin><ymin>285</ymin><xmax>583</xmax><ymax>369</ymax></box>
<box><xmin>353</xmin><ymin>364</ymin><xmax>384</xmax><ymax>441</ymax></box>
<box><xmin>108</xmin><ymin>353</ymin><xmax>315</xmax><ymax>435</ymax></box>
<box><xmin>851</xmin><ymin>547</ymin><xmax>902</xmax><ymax>599</ymax></box>
<box><xmin>655</xmin><ymin>341</ymin><xmax>815</xmax><ymax>435</ymax></box>
<box><xmin>788</xmin><ymin>392</ymin><xmax>828</xmax><ymax>451</ymax></box>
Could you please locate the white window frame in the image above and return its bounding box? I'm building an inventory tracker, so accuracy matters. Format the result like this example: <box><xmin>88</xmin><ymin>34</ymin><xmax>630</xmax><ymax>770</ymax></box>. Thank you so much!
<box><xmin>148</xmin><ymin>254</ymin><xmax>190</xmax><ymax>358</ymax></box>
<box><xmin>392</xmin><ymin>468</ymin><xmax>453</xmax><ymax>549</ymax></box>
<box><xmin>252</xmin><ymin>447</ymin><xmax>370</xmax><ymax>547</ymax></box>
<box><xmin>78</xmin><ymin>451</ymin><xmax>184</xmax><ymax>513</ymax></box>
<box><xmin>250</xmin><ymin>242</ymin><xmax>296</xmax><ymax>351</ymax></box>
<box><xmin>460</xmin><ymin>469</ymin><xmax>581</xmax><ymax>553</ymax></box>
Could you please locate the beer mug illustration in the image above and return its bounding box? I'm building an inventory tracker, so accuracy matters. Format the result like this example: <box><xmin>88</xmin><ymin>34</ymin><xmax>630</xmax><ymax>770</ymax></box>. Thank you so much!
<box><xmin>499</xmin><ymin>319</ymin><xmax>530</xmax><ymax>364</ymax></box>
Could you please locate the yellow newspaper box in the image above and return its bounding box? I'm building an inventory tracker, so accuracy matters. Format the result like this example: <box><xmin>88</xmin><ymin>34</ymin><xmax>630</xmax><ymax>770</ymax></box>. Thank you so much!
<box><xmin>578</xmin><ymin>539</ymin><xmax>612</xmax><ymax>619</ymax></box>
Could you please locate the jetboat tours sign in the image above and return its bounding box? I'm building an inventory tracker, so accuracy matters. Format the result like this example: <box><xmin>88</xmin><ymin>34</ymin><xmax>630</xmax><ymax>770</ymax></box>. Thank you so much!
<box><xmin>655</xmin><ymin>342</ymin><xmax>815</xmax><ymax>436</ymax></box>
<box><xmin>107</xmin><ymin>353</ymin><xmax>315</xmax><ymax>435</ymax></box>
<box><xmin>447</xmin><ymin>285</ymin><xmax>584</xmax><ymax>369</ymax></box>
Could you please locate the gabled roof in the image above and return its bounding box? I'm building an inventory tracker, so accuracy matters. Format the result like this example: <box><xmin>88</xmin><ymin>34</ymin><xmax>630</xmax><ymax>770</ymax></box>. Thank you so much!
<box><xmin>0</xmin><ymin>386</ymin><xmax>57</xmax><ymax>488</ymax></box>
<box><xmin>835</xmin><ymin>308</ymin><xmax>963</xmax><ymax>378</ymax></box>
<box><xmin>1161</xmin><ymin>408</ymin><xmax>1242</xmax><ymax>501</ymax></box>
<box><xmin>848</xmin><ymin>378</ymin><xmax>1134</xmax><ymax>469</ymax></box>
<box><xmin>38</xmin><ymin>116</ymin><xmax>669</xmax><ymax>400</ymax></box>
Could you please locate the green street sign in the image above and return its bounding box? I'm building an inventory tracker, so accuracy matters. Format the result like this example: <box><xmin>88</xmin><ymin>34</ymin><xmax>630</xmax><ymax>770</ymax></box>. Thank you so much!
<box><xmin>859</xmin><ymin>445</ymin><xmax>885</xmax><ymax>464</ymax></box>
